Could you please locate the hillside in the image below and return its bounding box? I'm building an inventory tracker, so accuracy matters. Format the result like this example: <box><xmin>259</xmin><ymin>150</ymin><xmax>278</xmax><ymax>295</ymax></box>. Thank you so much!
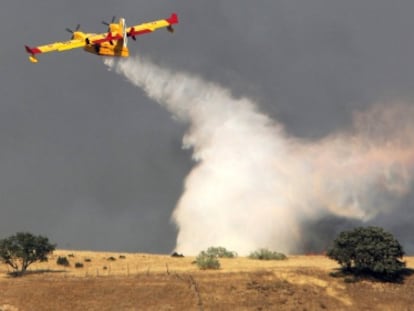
<box><xmin>0</xmin><ymin>250</ymin><xmax>413</xmax><ymax>310</ymax></box>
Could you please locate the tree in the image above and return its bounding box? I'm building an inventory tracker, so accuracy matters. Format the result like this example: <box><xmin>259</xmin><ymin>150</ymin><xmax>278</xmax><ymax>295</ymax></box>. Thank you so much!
<box><xmin>327</xmin><ymin>226</ymin><xmax>405</xmax><ymax>279</ymax></box>
<box><xmin>0</xmin><ymin>232</ymin><xmax>56</xmax><ymax>276</ymax></box>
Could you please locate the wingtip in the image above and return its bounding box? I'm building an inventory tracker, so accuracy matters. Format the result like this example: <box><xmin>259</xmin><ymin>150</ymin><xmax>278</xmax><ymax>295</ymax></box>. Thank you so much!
<box><xmin>168</xmin><ymin>13</ymin><xmax>179</xmax><ymax>24</ymax></box>
<box><xmin>25</xmin><ymin>45</ymin><xmax>41</xmax><ymax>55</ymax></box>
<box><xmin>25</xmin><ymin>46</ymin><xmax>39</xmax><ymax>63</ymax></box>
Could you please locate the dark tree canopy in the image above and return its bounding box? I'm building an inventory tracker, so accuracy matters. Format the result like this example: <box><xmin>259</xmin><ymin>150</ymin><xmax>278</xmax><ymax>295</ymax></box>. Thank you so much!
<box><xmin>0</xmin><ymin>232</ymin><xmax>56</xmax><ymax>275</ymax></box>
<box><xmin>327</xmin><ymin>226</ymin><xmax>405</xmax><ymax>279</ymax></box>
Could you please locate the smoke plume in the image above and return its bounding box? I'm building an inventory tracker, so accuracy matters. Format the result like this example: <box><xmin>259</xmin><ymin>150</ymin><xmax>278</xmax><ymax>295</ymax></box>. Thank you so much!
<box><xmin>105</xmin><ymin>57</ymin><xmax>414</xmax><ymax>255</ymax></box>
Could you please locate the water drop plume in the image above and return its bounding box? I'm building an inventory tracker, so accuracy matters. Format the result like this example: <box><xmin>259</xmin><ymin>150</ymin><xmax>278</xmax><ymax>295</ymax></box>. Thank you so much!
<box><xmin>105</xmin><ymin>57</ymin><xmax>414</xmax><ymax>255</ymax></box>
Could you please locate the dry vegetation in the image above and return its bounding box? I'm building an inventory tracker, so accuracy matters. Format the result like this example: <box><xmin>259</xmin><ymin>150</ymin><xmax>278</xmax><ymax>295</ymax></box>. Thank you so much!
<box><xmin>0</xmin><ymin>250</ymin><xmax>413</xmax><ymax>310</ymax></box>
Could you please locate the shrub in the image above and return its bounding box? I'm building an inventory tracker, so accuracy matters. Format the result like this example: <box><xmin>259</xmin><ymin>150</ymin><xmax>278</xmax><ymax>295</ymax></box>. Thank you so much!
<box><xmin>205</xmin><ymin>246</ymin><xmax>237</xmax><ymax>258</ymax></box>
<box><xmin>56</xmin><ymin>256</ymin><xmax>70</xmax><ymax>267</ymax></box>
<box><xmin>195</xmin><ymin>251</ymin><xmax>220</xmax><ymax>270</ymax></box>
<box><xmin>119</xmin><ymin>255</ymin><xmax>126</xmax><ymax>259</ymax></box>
<box><xmin>327</xmin><ymin>226</ymin><xmax>406</xmax><ymax>280</ymax></box>
<box><xmin>74</xmin><ymin>262</ymin><xmax>84</xmax><ymax>268</ymax></box>
<box><xmin>107</xmin><ymin>256</ymin><xmax>116</xmax><ymax>261</ymax></box>
<box><xmin>248</xmin><ymin>248</ymin><xmax>287</xmax><ymax>260</ymax></box>
<box><xmin>84</xmin><ymin>258</ymin><xmax>92</xmax><ymax>262</ymax></box>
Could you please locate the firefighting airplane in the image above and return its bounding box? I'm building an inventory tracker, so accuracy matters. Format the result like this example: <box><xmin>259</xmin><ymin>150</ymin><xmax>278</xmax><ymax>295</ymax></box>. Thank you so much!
<box><xmin>25</xmin><ymin>13</ymin><xmax>178</xmax><ymax>63</ymax></box>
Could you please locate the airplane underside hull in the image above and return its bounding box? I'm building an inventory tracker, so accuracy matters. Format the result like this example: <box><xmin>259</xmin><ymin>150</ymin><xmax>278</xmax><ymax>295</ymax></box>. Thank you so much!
<box><xmin>84</xmin><ymin>43</ymin><xmax>129</xmax><ymax>57</ymax></box>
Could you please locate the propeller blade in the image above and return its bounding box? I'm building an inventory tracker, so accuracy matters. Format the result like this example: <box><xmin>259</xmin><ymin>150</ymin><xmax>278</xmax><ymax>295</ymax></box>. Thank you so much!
<box><xmin>66</xmin><ymin>24</ymin><xmax>80</xmax><ymax>34</ymax></box>
<box><xmin>102</xmin><ymin>16</ymin><xmax>116</xmax><ymax>26</ymax></box>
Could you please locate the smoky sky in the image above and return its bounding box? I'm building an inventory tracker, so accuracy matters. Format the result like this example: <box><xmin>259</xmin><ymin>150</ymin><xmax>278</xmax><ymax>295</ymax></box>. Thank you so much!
<box><xmin>0</xmin><ymin>0</ymin><xmax>413</xmax><ymax>253</ymax></box>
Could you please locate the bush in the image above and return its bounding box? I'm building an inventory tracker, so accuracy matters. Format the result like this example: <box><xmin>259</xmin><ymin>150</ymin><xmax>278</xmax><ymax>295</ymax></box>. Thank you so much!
<box><xmin>74</xmin><ymin>262</ymin><xmax>84</xmax><ymax>268</ymax></box>
<box><xmin>205</xmin><ymin>246</ymin><xmax>237</xmax><ymax>258</ymax></box>
<box><xmin>107</xmin><ymin>256</ymin><xmax>116</xmax><ymax>261</ymax></box>
<box><xmin>56</xmin><ymin>256</ymin><xmax>70</xmax><ymax>267</ymax></box>
<box><xmin>0</xmin><ymin>232</ymin><xmax>56</xmax><ymax>275</ymax></box>
<box><xmin>84</xmin><ymin>258</ymin><xmax>92</xmax><ymax>262</ymax></box>
<box><xmin>195</xmin><ymin>251</ymin><xmax>220</xmax><ymax>270</ymax></box>
<box><xmin>248</xmin><ymin>248</ymin><xmax>287</xmax><ymax>260</ymax></box>
<box><xmin>327</xmin><ymin>226</ymin><xmax>406</xmax><ymax>280</ymax></box>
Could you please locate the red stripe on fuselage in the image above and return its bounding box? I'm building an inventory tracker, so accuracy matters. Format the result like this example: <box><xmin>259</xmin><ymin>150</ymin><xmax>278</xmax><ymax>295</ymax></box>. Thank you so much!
<box><xmin>128</xmin><ymin>29</ymin><xmax>152</xmax><ymax>37</ymax></box>
<box><xmin>92</xmin><ymin>34</ymin><xmax>123</xmax><ymax>44</ymax></box>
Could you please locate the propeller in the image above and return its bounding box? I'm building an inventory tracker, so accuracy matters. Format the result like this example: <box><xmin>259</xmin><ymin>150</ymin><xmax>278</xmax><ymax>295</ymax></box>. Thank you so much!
<box><xmin>102</xmin><ymin>16</ymin><xmax>116</xmax><ymax>26</ymax></box>
<box><xmin>101</xmin><ymin>16</ymin><xmax>117</xmax><ymax>45</ymax></box>
<box><xmin>65</xmin><ymin>24</ymin><xmax>81</xmax><ymax>40</ymax></box>
<box><xmin>65</xmin><ymin>24</ymin><xmax>81</xmax><ymax>34</ymax></box>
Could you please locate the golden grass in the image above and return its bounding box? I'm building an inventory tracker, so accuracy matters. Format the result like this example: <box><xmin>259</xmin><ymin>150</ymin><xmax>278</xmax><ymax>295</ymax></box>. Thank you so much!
<box><xmin>0</xmin><ymin>250</ymin><xmax>344</xmax><ymax>278</ymax></box>
<box><xmin>0</xmin><ymin>250</ymin><xmax>413</xmax><ymax>310</ymax></box>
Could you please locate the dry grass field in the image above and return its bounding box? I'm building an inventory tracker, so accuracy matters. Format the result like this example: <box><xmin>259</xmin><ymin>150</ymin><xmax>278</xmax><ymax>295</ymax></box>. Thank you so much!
<box><xmin>0</xmin><ymin>250</ymin><xmax>413</xmax><ymax>310</ymax></box>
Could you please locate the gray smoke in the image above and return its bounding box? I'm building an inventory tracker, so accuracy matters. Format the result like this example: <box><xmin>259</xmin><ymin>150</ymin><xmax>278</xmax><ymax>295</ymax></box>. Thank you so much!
<box><xmin>106</xmin><ymin>56</ymin><xmax>414</xmax><ymax>255</ymax></box>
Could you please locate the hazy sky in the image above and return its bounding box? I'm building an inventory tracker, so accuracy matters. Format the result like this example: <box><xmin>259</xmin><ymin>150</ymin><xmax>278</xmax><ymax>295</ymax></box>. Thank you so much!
<box><xmin>1</xmin><ymin>0</ymin><xmax>413</xmax><ymax>253</ymax></box>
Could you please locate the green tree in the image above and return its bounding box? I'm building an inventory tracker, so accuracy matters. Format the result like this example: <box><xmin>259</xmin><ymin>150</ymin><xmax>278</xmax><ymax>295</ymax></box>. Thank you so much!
<box><xmin>0</xmin><ymin>232</ymin><xmax>56</xmax><ymax>276</ymax></box>
<box><xmin>327</xmin><ymin>226</ymin><xmax>405</xmax><ymax>279</ymax></box>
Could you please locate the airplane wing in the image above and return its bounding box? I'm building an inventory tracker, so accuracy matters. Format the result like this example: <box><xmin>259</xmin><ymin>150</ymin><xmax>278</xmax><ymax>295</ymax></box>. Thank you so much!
<box><xmin>25</xmin><ymin>39</ymin><xmax>86</xmax><ymax>63</ymax></box>
<box><xmin>126</xmin><ymin>13</ymin><xmax>179</xmax><ymax>40</ymax></box>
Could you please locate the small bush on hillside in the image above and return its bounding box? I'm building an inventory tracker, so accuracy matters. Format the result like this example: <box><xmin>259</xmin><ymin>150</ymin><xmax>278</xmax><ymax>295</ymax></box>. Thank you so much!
<box><xmin>248</xmin><ymin>248</ymin><xmax>287</xmax><ymax>260</ymax></box>
<box><xmin>56</xmin><ymin>256</ymin><xmax>70</xmax><ymax>267</ymax></box>
<box><xmin>84</xmin><ymin>258</ymin><xmax>92</xmax><ymax>262</ymax></box>
<box><xmin>195</xmin><ymin>251</ymin><xmax>220</xmax><ymax>270</ymax></box>
<box><xmin>107</xmin><ymin>256</ymin><xmax>116</xmax><ymax>261</ymax></box>
<box><xmin>68</xmin><ymin>253</ymin><xmax>75</xmax><ymax>258</ymax></box>
<box><xmin>119</xmin><ymin>255</ymin><xmax>126</xmax><ymax>259</ymax></box>
<box><xmin>205</xmin><ymin>246</ymin><xmax>237</xmax><ymax>258</ymax></box>
<box><xmin>74</xmin><ymin>262</ymin><xmax>84</xmax><ymax>268</ymax></box>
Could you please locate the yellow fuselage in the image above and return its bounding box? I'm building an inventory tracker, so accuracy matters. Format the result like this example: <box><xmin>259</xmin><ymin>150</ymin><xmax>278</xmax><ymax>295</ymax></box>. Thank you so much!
<box><xmin>84</xmin><ymin>40</ymin><xmax>129</xmax><ymax>57</ymax></box>
<box><xmin>72</xmin><ymin>29</ymin><xmax>129</xmax><ymax>57</ymax></box>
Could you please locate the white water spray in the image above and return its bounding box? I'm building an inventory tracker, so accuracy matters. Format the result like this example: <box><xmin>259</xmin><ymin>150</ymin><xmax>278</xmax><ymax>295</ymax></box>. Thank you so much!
<box><xmin>106</xmin><ymin>57</ymin><xmax>414</xmax><ymax>255</ymax></box>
